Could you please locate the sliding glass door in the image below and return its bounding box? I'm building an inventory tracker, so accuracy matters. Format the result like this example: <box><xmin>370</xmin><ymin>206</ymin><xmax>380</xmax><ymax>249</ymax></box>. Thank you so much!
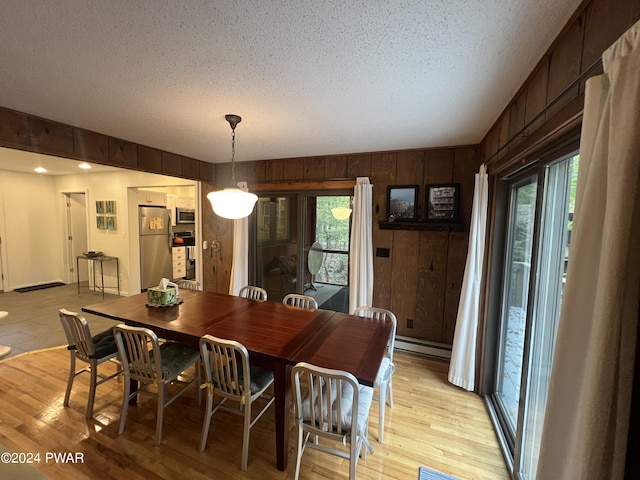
<box><xmin>310</xmin><ymin>195</ymin><xmax>351</xmax><ymax>311</ymax></box>
<box><xmin>487</xmin><ymin>150</ymin><xmax>579</xmax><ymax>479</ymax></box>
<box><xmin>250</xmin><ymin>191</ymin><xmax>352</xmax><ymax>311</ymax></box>
<box><xmin>518</xmin><ymin>155</ymin><xmax>578</xmax><ymax>477</ymax></box>
<box><xmin>495</xmin><ymin>175</ymin><xmax>537</xmax><ymax>439</ymax></box>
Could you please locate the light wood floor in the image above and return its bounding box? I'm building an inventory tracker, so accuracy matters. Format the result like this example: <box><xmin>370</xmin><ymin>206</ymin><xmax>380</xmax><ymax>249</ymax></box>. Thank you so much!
<box><xmin>0</xmin><ymin>348</ymin><xmax>509</xmax><ymax>479</ymax></box>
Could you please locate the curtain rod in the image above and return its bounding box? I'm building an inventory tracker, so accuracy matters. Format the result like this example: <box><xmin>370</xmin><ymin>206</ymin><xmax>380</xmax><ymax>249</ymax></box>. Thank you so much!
<box><xmin>485</xmin><ymin>58</ymin><xmax>604</xmax><ymax>166</ymax></box>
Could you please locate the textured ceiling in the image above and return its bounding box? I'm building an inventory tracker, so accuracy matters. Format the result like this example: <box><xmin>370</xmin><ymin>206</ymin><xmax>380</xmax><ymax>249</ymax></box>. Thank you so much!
<box><xmin>0</xmin><ymin>0</ymin><xmax>582</xmax><ymax>164</ymax></box>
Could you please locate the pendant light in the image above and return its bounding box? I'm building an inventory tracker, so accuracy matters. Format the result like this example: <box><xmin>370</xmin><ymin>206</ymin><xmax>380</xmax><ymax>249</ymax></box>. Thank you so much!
<box><xmin>207</xmin><ymin>114</ymin><xmax>258</xmax><ymax>219</ymax></box>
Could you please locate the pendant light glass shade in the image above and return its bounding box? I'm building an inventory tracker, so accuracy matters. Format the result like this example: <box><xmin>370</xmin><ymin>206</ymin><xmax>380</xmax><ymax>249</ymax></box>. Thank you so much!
<box><xmin>207</xmin><ymin>188</ymin><xmax>258</xmax><ymax>219</ymax></box>
<box><xmin>331</xmin><ymin>206</ymin><xmax>352</xmax><ymax>220</ymax></box>
<box><xmin>207</xmin><ymin>114</ymin><xmax>257</xmax><ymax>219</ymax></box>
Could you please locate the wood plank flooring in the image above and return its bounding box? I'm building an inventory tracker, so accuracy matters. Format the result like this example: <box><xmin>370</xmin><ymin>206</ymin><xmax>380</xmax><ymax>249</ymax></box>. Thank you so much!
<box><xmin>0</xmin><ymin>348</ymin><xmax>509</xmax><ymax>479</ymax></box>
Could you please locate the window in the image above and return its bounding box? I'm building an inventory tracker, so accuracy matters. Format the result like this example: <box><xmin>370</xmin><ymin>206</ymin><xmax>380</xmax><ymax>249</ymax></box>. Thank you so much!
<box><xmin>486</xmin><ymin>148</ymin><xmax>579</xmax><ymax>479</ymax></box>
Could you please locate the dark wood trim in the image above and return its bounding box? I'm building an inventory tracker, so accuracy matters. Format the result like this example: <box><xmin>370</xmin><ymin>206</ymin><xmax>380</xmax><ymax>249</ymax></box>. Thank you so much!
<box><xmin>249</xmin><ymin>179</ymin><xmax>356</xmax><ymax>192</ymax></box>
<box><xmin>0</xmin><ymin>106</ymin><xmax>213</xmax><ymax>183</ymax></box>
<box><xmin>487</xmin><ymin>93</ymin><xmax>584</xmax><ymax>177</ymax></box>
<box><xmin>378</xmin><ymin>221</ymin><xmax>465</xmax><ymax>232</ymax></box>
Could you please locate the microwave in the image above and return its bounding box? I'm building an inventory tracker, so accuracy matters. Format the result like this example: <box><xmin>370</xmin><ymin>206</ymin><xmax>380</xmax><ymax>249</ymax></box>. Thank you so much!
<box><xmin>176</xmin><ymin>207</ymin><xmax>195</xmax><ymax>224</ymax></box>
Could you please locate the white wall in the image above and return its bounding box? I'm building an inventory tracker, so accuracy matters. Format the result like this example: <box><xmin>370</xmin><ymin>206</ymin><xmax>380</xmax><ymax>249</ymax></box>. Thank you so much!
<box><xmin>0</xmin><ymin>171</ymin><xmax>65</xmax><ymax>289</ymax></box>
<box><xmin>0</xmin><ymin>167</ymin><xmax>197</xmax><ymax>293</ymax></box>
<box><xmin>55</xmin><ymin>170</ymin><xmax>197</xmax><ymax>296</ymax></box>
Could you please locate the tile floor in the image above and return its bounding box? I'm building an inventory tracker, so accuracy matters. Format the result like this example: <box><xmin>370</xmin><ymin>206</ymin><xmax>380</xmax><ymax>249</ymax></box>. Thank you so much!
<box><xmin>0</xmin><ymin>282</ymin><xmax>120</xmax><ymax>359</ymax></box>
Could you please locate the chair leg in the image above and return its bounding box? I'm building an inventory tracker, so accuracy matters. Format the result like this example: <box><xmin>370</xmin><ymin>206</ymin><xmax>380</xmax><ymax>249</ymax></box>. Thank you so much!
<box><xmin>387</xmin><ymin>377</ymin><xmax>393</xmax><ymax>407</ymax></box>
<box><xmin>64</xmin><ymin>353</ymin><xmax>76</xmax><ymax>407</ymax></box>
<box><xmin>155</xmin><ymin>384</ymin><xmax>166</xmax><ymax>445</ymax></box>
<box><xmin>196</xmin><ymin>361</ymin><xmax>202</xmax><ymax>406</ymax></box>
<box><xmin>118</xmin><ymin>375</ymin><xmax>131</xmax><ymax>435</ymax></box>
<box><xmin>86</xmin><ymin>359</ymin><xmax>98</xmax><ymax>419</ymax></box>
<box><xmin>361</xmin><ymin>421</ymin><xmax>369</xmax><ymax>460</ymax></box>
<box><xmin>199</xmin><ymin>393</ymin><xmax>214</xmax><ymax>452</ymax></box>
<box><xmin>241</xmin><ymin>399</ymin><xmax>251</xmax><ymax>471</ymax></box>
<box><xmin>293</xmin><ymin>428</ymin><xmax>305</xmax><ymax>480</ymax></box>
<box><xmin>349</xmin><ymin>430</ymin><xmax>358</xmax><ymax>480</ymax></box>
<box><xmin>378</xmin><ymin>383</ymin><xmax>387</xmax><ymax>443</ymax></box>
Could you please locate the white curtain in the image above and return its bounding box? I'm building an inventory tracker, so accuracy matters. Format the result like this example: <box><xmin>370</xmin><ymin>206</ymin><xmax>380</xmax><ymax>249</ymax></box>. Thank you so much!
<box><xmin>537</xmin><ymin>20</ymin><xmax>640</xmax><ymax>479</ymax></box>
<box><xmin>448</xmin><ymin>164</ymin><xmax>488</xmax><ymax>391</ymax></box>
<box><xmin>228</xmin><ymin>216</ymin><xmax>249</xmax><ymax>296</ymax></box>
<box><xmin>349</xmin><ymin>177</ymin><xmax>373</xmax><ymax>313</ymax></box>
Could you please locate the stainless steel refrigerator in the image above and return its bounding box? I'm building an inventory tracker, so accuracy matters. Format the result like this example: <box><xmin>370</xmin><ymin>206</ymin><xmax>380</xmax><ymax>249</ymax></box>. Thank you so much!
<box><xmin>139</xmin><ymin>206</ymin><xmax>172</xmax><ymax>290</ymax></box>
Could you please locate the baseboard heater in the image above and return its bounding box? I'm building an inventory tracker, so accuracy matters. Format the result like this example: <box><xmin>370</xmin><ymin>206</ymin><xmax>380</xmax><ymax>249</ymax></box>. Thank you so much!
<box><xmin>394</xmin><ymin>335</ymin><xmax>452</xmax><ymax>360</ymax></box>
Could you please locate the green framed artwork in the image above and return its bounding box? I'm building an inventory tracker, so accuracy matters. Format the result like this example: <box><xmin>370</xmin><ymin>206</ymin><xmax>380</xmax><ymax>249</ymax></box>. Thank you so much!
<box><xmin>106</xmin><ymin>200</ymin><xmax>116</xmax><ymax>214</ymax></box>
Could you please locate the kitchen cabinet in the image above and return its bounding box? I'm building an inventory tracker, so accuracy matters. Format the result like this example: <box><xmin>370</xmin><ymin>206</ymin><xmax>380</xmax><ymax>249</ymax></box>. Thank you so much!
<box><xmin>176</xmin><ymin>196</ymin><xmax>196</xmax><ymax>208</ymax></box>
<box><xmin>172</xmin><ymin>246</ymin><xmax>186</xmax><ymax>279</ymax></box>
<box><xmin>138</xmin><ymin>190</ymin><xmax>167</xmax><ymax>206</ymax></box>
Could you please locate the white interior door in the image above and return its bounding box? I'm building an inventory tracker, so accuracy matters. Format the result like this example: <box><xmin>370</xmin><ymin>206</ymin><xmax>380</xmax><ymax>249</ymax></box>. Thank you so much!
<box><xmin>66</xmin><ymin>193</ymin><xmax>88</xmax><ymax>283</ymax></box>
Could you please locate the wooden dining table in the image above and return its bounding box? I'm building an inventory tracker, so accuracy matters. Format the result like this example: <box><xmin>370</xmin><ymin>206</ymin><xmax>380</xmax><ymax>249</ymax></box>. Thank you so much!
<box><xmin>82</xmin><ymin>290</ymin><xmax>391</xmax><ymax>471</ymax></box>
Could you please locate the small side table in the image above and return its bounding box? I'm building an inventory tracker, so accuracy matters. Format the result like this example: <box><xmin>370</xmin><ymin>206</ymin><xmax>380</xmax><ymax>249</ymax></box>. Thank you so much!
<box><xmin>0</xmin><ymin>311</ymin><xmax>10</xmax><ymax>358</ymax></box>
<box><xmin>77</xmin><ymin>255</ymin><xmax>120</xmax><ymax>298</ymax></box>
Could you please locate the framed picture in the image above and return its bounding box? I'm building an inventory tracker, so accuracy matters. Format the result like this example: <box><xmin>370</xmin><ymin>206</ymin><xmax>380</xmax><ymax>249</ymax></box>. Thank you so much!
<box><xmin>386</xmin><ymin>185</ymin><xmax>419</xmax><ymax>222</ymax></box>
<box><xmin>426</xmin><ymin>183</ymin><xmax>460</xmax><ymax>221</ymax></box>
<box><xmin>106</xmin><ymin>216</ymin><xmax>117</xmax><ymax>231</ymax></box>
<box><xmin>96</xmin><ymin>215</ymin><xmax>106</xmax><ymax>230</ymax></box>
<box><xmin>105</xmin><ymin>200</ymin><xmax>117</xmax><ymax>214</ymax></box>
<box><xmin>95</xmin><ymin>200</ymin><xmax>105</xmax><ymax>214</ymax></box>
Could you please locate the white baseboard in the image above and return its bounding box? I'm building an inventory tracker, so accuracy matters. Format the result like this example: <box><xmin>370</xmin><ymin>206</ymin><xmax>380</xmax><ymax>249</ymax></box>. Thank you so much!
<box><xmin>394</xmin><ymin>335</ymin><xmax>452</xmax><ymax>360</ymax></box>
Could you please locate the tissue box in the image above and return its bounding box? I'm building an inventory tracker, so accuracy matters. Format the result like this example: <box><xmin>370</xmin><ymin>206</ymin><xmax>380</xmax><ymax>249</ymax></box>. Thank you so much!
<box><xmin>147</xmin><ymin>287</ymin><xmax>177</xmax><ymax>306</ymax></box>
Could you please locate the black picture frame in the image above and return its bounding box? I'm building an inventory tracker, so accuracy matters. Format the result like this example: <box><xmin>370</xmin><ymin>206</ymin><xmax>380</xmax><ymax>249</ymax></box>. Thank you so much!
<box><xmin>426</xmin><ymin>183</ymin><xmax>460</xmax><ymax>222</ymax></box>
<box><xmin>387</xmin><ymin>185</ymin><xmax>419</xmax><ymax>222</ymax></box>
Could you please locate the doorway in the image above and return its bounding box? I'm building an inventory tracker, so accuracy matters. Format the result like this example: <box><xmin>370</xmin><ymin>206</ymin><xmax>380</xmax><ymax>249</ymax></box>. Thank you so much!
<box><xmin>251</xmin><ymin>191</ymin><xmax>352</xmax><ymax>311</ymax></box>
<box><xmin>63</xmin><ymin>192</ymin><xmax>89</xmax><ymax>285</ymax></box>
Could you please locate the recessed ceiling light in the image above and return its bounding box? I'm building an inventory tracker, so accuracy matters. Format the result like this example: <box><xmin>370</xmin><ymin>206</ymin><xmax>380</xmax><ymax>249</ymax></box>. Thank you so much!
<box><xmin>78</xmin><ymin>163</ymin><xmax>92</xmax><ymax>169</ymax></box>
<box><xmin>34</xmin><ymin>167</ymin><xmax>47</xmax><ymax>173</ymax></box>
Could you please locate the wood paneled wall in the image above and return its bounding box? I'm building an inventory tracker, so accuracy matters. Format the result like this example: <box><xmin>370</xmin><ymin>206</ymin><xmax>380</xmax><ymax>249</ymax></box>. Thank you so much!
<box><xmin>480</xmin><ymin>0</ymin><xmax>640</xmax><ymax>169</ymax></box>
<box><xmin>209</xmin><ymin>147</ymin><xmax>482</xmax><ymax>345</ymax></box>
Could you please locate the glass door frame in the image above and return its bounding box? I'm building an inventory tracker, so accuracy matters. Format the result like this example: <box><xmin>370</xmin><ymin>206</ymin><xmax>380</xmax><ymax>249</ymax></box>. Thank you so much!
<box><xmin>248</xmin><ymin>188</ymin><xmax>353</xmax><ymax>301</ymax></box>
<box><xmin>483</xmin><ymin>134</ymin><xmax>580</xmax><ymax>477</ymax></box>
<box><xmin>488</xmin><ymin>167</ymin><xmax>541</xmax><ymax>462</ymax></box>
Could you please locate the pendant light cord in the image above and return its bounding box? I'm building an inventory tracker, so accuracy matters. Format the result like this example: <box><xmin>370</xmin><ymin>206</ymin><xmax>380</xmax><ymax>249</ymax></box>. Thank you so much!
<box><xmin>230</xmin><ymin>127</ymin><xmax>236</xmax><ymax>185</ymax></box>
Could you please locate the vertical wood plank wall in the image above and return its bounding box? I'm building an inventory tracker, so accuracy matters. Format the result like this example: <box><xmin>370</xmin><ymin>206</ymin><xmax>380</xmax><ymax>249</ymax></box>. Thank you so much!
<box><xmin>480</xmin><ymin>0</ymin><xmax>640</xmax><ymax>167</ymax></box>
<box><xmin>209</xmin><ymin>147</ymin><xmax>482</xmax><ymax>345</ymax></box>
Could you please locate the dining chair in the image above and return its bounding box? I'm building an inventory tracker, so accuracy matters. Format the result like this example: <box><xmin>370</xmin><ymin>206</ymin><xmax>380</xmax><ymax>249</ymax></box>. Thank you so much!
<box><xmin>58</xmin><ymin>309</ymin><xmax>121</xmax><ymax>419</ymax></box>
<box><xmin>176</xmin><ymin>279</ymin><xmax>201</xmax><ymax>291</ymax></box>
<box><xmin>352</xmin><ymin>306</ymin><xmax>397</xmax><ymax>443</ymax></box>
<box><xmin>238</xmin><ymin>285</ymin><xmax>267</xmax><ymax>301</ymax></box>
<box><xmin>282</xmin><ymin>293</ymin><xmax>318</xmax><ymax>309</ymax></box>
<box><xmin>113</xmin><ymin>324</ymin><xmax>201</xmax><ymax>445</ymax></box>
<box><xmin>291</xmin><ymin>362</ymin><xmax>374</xmax><ymax>480</ymax></box>
<box><xmin>199</xmin><ymin>334</ymin><xmax>275</xmax><ymax>471</ymax></box>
